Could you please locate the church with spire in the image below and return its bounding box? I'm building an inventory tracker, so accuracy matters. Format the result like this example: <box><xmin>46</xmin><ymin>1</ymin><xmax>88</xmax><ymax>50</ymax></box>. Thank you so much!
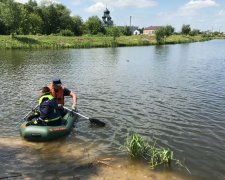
<box><xmin>102</xmin><ymin>7</ymin><xmax>113</xmax><ymax>26</ymax></box>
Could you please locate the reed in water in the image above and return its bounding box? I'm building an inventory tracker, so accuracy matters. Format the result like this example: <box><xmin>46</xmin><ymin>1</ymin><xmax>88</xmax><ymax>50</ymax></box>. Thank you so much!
<box><xmin>121</xmin><ymin>133</ymin><xmax>190</xmax><ymax>174</ymax></box>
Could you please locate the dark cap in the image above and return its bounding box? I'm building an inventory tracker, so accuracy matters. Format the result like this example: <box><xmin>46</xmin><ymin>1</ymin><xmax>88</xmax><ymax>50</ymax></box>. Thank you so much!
<box><xmin>53</xmin><ymin>78</ymin><xmax>62</xmax><ymax>85</ymax></box>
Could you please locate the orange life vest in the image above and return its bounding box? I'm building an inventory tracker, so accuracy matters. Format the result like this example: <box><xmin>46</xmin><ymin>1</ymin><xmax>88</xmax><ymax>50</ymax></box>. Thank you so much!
<box><xmin>48</xmin><ymin>83</ymin><xmax>65</xmax><ymax>105</ymax></box>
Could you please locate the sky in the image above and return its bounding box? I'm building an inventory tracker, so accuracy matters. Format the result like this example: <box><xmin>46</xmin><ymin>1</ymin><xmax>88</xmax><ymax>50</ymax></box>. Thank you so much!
<box><xmin>15</xmin><ymin>0</ymin><xmax>225</xmax><ymax>32</ymax></box>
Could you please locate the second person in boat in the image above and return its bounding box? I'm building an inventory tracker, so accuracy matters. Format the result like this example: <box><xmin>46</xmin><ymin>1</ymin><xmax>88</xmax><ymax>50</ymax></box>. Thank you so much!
<box><xmin>48</xmin><ymin>78</ymin><xmax>77</xmax><ymax>116</ymax></box>
<box><xmin>29</xmin><ymin>86</ymin><xmax>62</xmax><ymax>126</ymax></box>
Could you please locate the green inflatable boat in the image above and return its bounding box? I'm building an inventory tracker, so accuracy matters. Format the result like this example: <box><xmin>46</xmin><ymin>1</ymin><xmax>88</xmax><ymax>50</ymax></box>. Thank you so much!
<box><xmin>19</xmin><ymin>111</ymin><xmax>77</xmax><ymax>141</ymax></box>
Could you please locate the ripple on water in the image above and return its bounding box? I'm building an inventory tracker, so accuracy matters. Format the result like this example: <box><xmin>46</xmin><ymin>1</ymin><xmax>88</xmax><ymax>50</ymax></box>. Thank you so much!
<box><xmin>1</xmin><ymin>42</ymin><xmax>225</xmax><ymax>179</ymax></box>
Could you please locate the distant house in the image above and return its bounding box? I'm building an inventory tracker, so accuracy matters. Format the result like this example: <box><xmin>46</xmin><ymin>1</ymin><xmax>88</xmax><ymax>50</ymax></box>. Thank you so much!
<box><xmin>133</xmin><ymin>29</ymin><xmax>140</xmax><ymax>35</ymax></box>
<box><xmin>129</xmin><ymin>26</ymin><xmax>139</xmax><ymax>34</ymax></box>
<box><xmin>116</xmin><ymin>25</ymin><xmax>139</xmax><ymax>35</ymax></box>
<box><xmin>143</xmin><ymin>26</ymin><xmax>161</xmax><ymax>35</ymax></box>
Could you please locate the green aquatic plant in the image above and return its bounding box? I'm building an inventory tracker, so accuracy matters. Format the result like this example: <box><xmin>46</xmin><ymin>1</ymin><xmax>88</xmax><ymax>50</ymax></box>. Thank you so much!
<box><xmin>148</xmin><ymin>138</ymin><xmax>173</xmax><ymax>169</ymax></box>
<box><xmin>121</xmin><ymin>133</ymin><xmax>190</xmax><ymax>172</ymax></box>
<box><xmin>123</xmin><ymin>133</ymin><xmax>149</xmax><ymax>159</ymax></box>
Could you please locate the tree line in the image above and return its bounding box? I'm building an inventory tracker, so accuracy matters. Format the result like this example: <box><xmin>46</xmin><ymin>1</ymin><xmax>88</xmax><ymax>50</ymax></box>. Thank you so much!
<box><xmin>1</xmin><ymin>0</ymin><xmax>222</xmax><ymax>41</ymax></box>
<box><xmin>155</xmin><ymin>24</ymin><xmax>200</xmax><ymax>43</ymax></box>
<box><xmin>0</xmin><ymin>0</ymin><xmax>132</xmax><ymax>36</ymax></box>
<box><xmin>154</xmin><ymin>24</ymin><xmax>223</xmax><ymax>44</ymax></box>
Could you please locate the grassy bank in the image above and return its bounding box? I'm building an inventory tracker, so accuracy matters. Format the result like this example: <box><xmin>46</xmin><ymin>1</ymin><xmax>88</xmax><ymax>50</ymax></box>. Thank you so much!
<box><xmin>0</xmin><ymin>34</ymin><xmax>223</xmax><ymax>49</ymax></box>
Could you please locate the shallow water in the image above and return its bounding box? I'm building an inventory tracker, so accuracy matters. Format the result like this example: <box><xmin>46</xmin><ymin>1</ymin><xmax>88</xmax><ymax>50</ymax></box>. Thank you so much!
<box><xmin>0</xmin><ymin>137</ymin><xmax>194</xmax><ymax>179</ymax></box>
<box><xmin>0</xmin><ymin>40</ymin><xmax>225</xmax><ymax>179</ymax></box>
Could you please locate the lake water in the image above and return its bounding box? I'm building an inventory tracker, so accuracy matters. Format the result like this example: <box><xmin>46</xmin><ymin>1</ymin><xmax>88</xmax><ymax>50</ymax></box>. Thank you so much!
<box><xmin>0</xmin><ymin>40</ymin><xmax>225</xmax><ymax>179</ymax></box>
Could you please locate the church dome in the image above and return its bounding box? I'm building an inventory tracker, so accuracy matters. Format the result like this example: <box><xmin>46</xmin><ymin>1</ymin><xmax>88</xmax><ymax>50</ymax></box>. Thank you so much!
<box><xmin>104</xmin><ymin>8</ymin><xmax>110</xmax><ymax>14</ymax></box>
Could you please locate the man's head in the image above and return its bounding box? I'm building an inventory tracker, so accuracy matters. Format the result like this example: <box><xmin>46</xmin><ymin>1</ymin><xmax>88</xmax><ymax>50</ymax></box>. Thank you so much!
<box><xmin>40</xmin><ymin>86</ymin><xmax>50</xmax><ymax>96</ymax></box>
<box><xmin>52</xmin><ymin>78</ymin><xmax>62</xmax><ymax>90</ymax></box>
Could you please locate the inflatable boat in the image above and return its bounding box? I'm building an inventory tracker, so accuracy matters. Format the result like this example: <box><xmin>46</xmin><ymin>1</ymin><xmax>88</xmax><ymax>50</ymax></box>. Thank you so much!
<box><xmin>19</xmin><ymin>111</ymin><xmax>77</xmax><ymax>141</ymax></box>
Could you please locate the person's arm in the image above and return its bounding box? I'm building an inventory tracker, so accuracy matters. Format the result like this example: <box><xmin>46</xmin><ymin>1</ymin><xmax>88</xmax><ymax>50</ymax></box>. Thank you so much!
<box><xmin>70</xmin><ymin>91</ymin><xmax>77</xmax><ymax>108</ymax></box>
<box><xmin>63</xmin><ymin>87</ymin><xmax>77</xmax><ymax>109</ymax></box>
<box><xmin>64</xmin><ymin>88</ymin><xmax>77</xmax><ymax>109</ymax></box>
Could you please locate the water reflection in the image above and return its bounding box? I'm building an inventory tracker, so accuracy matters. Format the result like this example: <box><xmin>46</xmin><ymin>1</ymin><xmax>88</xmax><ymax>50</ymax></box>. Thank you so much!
<box><xmin>0</xmin><ymin>50</ymin><xmax>26</xmax><ymax>66</ymax></box>
<box><xmin>154</xmin><ymin>45</ymin><xmax>170</xmax><ymax>60</ymax></box>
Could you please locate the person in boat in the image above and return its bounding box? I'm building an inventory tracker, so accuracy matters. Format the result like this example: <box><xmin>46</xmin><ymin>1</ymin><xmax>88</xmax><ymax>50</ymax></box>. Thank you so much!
<box><xmin>29</xmin><ymin>87</ymin><xmax>62</xmax><ymax>126</ymax></box>
<box><xmin>48</xmin><ymin>78</ymin><xmax>77</xmax><ymax>116</ymax></box>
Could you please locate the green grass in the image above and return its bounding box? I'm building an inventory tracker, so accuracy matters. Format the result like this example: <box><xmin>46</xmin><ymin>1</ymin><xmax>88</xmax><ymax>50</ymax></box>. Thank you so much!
<box><xmin>0</xmin><ymin>35</ymin><xmax>113</xmax><ymax>49</ymax></box>
<box><xmin>123</xmin><ymin>133</ymin><xmax>149</xmax><ymax>159</ymax></box>
<box><xmin>121</xmin><ymin>133</ymin><xmax>191</xmax><ymax>173</ymax></box>
<box><xmin>165</xmin><ymin>35</ymin><xmax>212</xmax><ymax>44</ymax></box>
<box><xmin>0</xmin><ymin>34</ymin><xmax>223</xmax><ymax>49</ymax></box>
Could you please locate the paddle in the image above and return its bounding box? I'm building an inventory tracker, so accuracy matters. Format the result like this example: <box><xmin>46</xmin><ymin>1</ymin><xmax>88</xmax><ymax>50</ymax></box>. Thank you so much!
<box><xmin>17</xmin><ymin>104</ymin><xmax>39</xmax><ymax>127</ymax></box>
<box><xmin>64</xmin><ymin>107</ymin><xmax>105</xmax><ymax>127</ymax></box>
<box><xmin>23</xmin><ymin>104</ymin><xmax>39</xmax><ymax>120</ymax></box>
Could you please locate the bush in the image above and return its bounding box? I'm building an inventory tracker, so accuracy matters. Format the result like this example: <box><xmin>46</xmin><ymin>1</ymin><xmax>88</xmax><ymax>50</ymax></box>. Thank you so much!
<box><xmin>190</xmin><ymin>29</ymin><xmax>200</xmax><ymax>36</ymax></box>
<box><xmin>60</xmin><ymin>29</ymin><xmax>74</xmax><ymax>36</ymax></box>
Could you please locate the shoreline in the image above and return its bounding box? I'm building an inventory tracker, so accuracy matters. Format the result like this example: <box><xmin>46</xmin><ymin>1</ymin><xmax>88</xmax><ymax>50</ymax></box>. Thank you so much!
<box><xmin>0</xmin><ymin>137</ymin><xmax>193</xmax><ymax>180</ymax></box>
<box><xmin>0</xmin><ymin>34</ymin><xmax>224</xmax><ymax>49</ymax></box>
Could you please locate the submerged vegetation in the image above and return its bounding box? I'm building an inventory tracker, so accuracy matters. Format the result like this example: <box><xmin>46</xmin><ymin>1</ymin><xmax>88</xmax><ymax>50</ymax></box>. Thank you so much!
<box><xmin>121</xmin><ymin>133</ymin><xmax>190</xmax><ymax>173</ymax></box>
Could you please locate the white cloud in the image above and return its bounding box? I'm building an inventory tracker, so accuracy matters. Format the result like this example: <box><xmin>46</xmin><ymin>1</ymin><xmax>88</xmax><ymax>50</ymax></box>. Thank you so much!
<box><xmin>86</xmin><ymin>2</ymin><xmax>105</xmax><ymax>13</ymax></box>
<box><xmin>88</xmin><ymin>0</ymin><xmax>157</xmax><ymax>10</ymax></box>
<box><xmin>155</xmin><ymin>0</ymin><xmax>224</xmax><ymax>32</ymax></box>
<box><xmin>180</xmin><ymin>0</ymin><xmax>219</xmax><ymax>11</ymax></box>
<box><xmin>111</xmin><ymin>0</ymin><xmax>157</xmax><ymax>8</ymax></box>
<box><xmin>158</xmin><ymin>0</ymin><xmax>219</xmax><ymax>19</ymax></box>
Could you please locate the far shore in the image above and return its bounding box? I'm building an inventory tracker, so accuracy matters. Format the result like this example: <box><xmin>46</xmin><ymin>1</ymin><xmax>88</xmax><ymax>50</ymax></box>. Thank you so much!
<box><xmin>0</xmin><ymin>34</ymin><xmax>224</xmax><ymax>49</ymax></box>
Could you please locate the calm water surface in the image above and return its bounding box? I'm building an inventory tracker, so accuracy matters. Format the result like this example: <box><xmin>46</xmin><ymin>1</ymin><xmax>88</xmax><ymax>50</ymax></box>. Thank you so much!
<box><xmin>0</xmin><ymin>40</ymin><xmax>225</xmax><ymax>179</ymax></box>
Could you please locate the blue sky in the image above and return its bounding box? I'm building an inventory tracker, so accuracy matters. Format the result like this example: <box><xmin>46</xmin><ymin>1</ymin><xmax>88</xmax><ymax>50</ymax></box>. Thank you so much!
<box><xmin>15</xmin><ymin>0</ymin><xmax>225</xmax><ymax>32</ymax></box>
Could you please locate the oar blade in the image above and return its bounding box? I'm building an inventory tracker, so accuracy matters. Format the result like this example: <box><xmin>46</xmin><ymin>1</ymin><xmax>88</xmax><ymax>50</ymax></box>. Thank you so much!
<box><xmin>89</xmin><ymin>118</ymin><xmax>105</xmax><ymax>127</ymax></box>
<box><xmin>63</xmin><ymin>107</ymin><xmax>106</xmax><ymax>127</ymax></box>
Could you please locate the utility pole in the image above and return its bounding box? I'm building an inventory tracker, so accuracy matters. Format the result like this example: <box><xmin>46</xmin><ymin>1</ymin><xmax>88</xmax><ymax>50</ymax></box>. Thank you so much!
<box><xmin>130</xmin><ymin>16</ymin><xmax>132</xmax><ymax>27</ymax></box>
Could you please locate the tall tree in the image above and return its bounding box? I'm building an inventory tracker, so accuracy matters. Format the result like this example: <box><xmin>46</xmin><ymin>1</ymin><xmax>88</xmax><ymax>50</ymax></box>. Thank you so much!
<box><xmin>24</xmin><ymin>0</ymin><xmax>38</xmax><ymax>13</ymax></box>
<box><xmin>84</xmin><ymin>16</ymin><xmax>105</xmax><ymax>35</ymax></box>
<box><xmin>70</xmin><ymin>16</ymin><xmax>83</xmax><ymax>36</ymax></box>
<box><xmin>39</xmin><ymin>3</ymin><xmax>72</xmax><ymax>34</ymax></box>
<box><xmin>181</xmin><ymin>24</ymin><xmax>191</xmax><ymax>35</ymax></box>
<box><xmin>19</xmin><ymin>6</ymin><xmax>42</xmax><ymax>35</ymax></box>
<box><xmin>155</xmin><ymin>27</ymin><xmax>166</xmax><ymax>44</ymax></box>
<box><xmin>0</xmin><ymin>19</ymin><xmax>7</xmax><ymax>34</ymax></box>
<box><xmin>55</xmin><ymin>4</ymin><xmax>71</xmax><ymax>30</ymax></box>
<box><xmin>122</xmin><ymin>26</ymin><xmax>132</xmax><ymax>36</ymax></box>
<box><xmin>0</xmin><ymin>0</ymin><xmax>22</xmax><ymax>34</ymax></box>
<box><xmin>45</xmin><ymin>4</ymin><xmax>60</xmax><ymax>34</ymax></box>
<box><xmin>164</xmin><ymin>25</ymin><xmax>175</xmax><ymax>36</ymax></box>
<box><xmin>155</xmin><ymin>25</ymin><xmax>175</xmax><ymax>44</ymax></box>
